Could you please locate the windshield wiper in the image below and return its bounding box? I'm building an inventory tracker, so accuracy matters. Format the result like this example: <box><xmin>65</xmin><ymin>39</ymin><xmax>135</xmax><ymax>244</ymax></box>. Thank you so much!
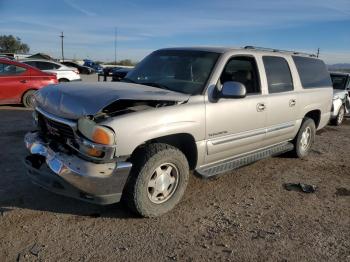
<box><xmin>140</xmin><ymin>82</ymin><xmax>170</xmax><ymax>90</ymax></box>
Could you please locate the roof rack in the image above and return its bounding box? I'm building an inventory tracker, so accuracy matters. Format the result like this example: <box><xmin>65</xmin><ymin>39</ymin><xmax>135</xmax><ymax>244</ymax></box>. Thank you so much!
<box><xmin>244</xmin><ymin>46</ymin><xmax>316</xmax><ymax>57</ymax></box>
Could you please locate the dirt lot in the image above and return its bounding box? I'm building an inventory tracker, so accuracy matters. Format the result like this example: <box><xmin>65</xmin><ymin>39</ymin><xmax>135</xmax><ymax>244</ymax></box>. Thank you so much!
<box><xmin>0</xmin><ymin>105</ymin><xmax>349</xmax><ymax>262</ymax></box>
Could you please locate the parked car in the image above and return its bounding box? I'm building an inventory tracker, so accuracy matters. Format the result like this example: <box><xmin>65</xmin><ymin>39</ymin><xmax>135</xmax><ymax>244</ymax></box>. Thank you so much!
<box><xmin>21</xmin><ymin>59</ymin><xmax>81</xmax><ymax>82</ymax></box>
<box><xmin>83</xmin><ymin>59</ymin><xmax>103</xmax><ymax>74</ymax></box>
<box><xmin>111</xmin><ymin>67</ymin><xmax>132</xmax><ymax>81</ymax></box>
<box><xmin>329</xmin><ymin>72</ymin><xmax>350</xmax><ymax>125</ymax></box>
<box><xmin>0</xmin><ymin>54</ymin><xmax>15</xmax><ymax>60</ymax></box>
<box><xmin>61</xmin><ymin>61</ymin><xmax>95</xmax><ymax>74</ymax></box>
<box><xmin>103</xmin><ymin>66</ymin><xmax>120</xmax><ymax>76</ymax></box>
<box><xmin>0</xmin><ymin>58</ymin><xmax>57</xmax><ymax>107</ymax></box>
<box><xmin>24</xmin><ymin>46</ymin><xmax>332</xmax><ymax>217</ymax></box>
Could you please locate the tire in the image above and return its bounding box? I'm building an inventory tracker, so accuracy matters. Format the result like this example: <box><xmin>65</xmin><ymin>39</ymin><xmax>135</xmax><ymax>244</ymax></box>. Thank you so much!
<box><xmin>22</xmin><ymin>90</ymin><xmax>36</xmax><ymax>108</ymax></box>
<box><xmin>58</xmin><ymin>78</ymin><xmax>69</xmax><ymax>82</ymax></box>
<box><xmin>330</xmin><ymin>105</ymin><xmax>345</xmax><ymax>126</ymax></box>
<box><xmin>123</xmin><ymin>143</ymin><xmax>189</xmax><ymax>217</ymax></box>
<box><xmin>290</xmin><ymin>117</ymin><xmax>316</xmax><ymax>158</ymax></box>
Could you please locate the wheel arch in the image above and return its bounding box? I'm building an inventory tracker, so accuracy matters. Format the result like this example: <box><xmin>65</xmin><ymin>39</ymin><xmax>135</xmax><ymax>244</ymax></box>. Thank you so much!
<box><xmin>58</xmin><ymin>78</ymin><xmax>70</xmax><ymax>82</ymax></box>
<box><xmin>130</xmin><ymin>133</ymin><xmax>198</xmax><ymax>170</ymax></box>
<box><xmin>304</xmin><ymin>109</ymin><xmax>321</xmax><ymax>128</ymax></box>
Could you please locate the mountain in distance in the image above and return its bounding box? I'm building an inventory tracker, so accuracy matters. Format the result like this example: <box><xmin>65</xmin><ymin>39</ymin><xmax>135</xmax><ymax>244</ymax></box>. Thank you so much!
<box><xmin>328</xmin><ymin>63</ymin><xmax>350</xmax><ymax>72</ymax></box>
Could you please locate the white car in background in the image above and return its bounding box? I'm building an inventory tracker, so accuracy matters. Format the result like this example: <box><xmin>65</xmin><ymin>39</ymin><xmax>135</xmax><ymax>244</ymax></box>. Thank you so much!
<box><xmin>21</xmin><ymin>59</ymin><xmax>81</xmax><ymax>82</ymax></box>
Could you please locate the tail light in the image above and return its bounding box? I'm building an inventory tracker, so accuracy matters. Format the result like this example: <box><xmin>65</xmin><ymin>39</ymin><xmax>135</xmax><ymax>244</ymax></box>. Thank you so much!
<box><xmin>74</xmin><ymin>70</ymin><xmax>80</xmax><ymax>74</ymax></box>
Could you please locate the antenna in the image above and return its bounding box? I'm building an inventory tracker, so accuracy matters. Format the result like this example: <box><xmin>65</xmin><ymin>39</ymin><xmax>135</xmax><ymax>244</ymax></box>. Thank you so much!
<box><xmin>60</xmin><ymin>32</ymin><xmax>64</xmax><ymax>62</ymax></box>
<box><xmin>114</xmin><ymin>27</ymin><xmax>117</xmax><ymax>65</ymax></box>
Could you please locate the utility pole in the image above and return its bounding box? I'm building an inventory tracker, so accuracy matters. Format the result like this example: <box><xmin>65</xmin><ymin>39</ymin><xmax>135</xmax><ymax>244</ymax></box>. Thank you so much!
<box><xmin>316</xmin><ymin>48</ymin><xmax>320</xmax><ymax>58</ymax></box>
<box><xmin>114</xmin><ymin>27</ymin><xmax>117</xmax><ymax>65</ymax></box>
<box><xmin>60</xmin><ymin>32</ymin><xmax>64</xmax><ymax>61</ymax></box>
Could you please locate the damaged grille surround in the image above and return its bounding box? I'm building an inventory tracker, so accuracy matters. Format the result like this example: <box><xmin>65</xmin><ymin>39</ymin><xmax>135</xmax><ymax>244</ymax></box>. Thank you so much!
<box><xmin>36</xmin><ymin>107</ymin><xmax>117</xmax><ymax>162</ymax></box>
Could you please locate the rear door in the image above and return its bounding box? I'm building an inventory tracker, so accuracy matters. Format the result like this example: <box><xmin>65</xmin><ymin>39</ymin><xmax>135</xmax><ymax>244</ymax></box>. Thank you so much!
<box><xmin>0</xmin><ymin>62</ymin><xmax>30</xmax><ymax>104</ymax></box>
<box><xmin>261</xmin><ymin>56</ymin><xmax>299</xmax><ymax>146</ymax></box>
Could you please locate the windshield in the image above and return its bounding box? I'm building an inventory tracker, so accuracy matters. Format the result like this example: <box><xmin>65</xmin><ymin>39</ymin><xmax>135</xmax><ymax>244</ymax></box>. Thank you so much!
<box><xmin>125</xmin><ymin>50</ymin><xmax>220</xmax><ymax>95</ymax></box>
<box><xmin>331</xmin><ymin>74</ymin><xmax>348</xmax><ymax>90</ymax></box>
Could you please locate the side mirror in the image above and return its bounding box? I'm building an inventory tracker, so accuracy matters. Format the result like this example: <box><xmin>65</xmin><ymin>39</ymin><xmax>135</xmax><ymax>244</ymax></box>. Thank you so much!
<box><xmin>220</xmin><ymin>81</ymin><xmax>247</xmax><ymax>99</ymax></box>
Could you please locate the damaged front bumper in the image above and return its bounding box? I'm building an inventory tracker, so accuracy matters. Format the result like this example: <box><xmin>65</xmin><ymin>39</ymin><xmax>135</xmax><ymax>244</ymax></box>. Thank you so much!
<box><xmin>24</xmin><ymin>132</ymin><xmax>132</xmax><ymax>205</ymax></box>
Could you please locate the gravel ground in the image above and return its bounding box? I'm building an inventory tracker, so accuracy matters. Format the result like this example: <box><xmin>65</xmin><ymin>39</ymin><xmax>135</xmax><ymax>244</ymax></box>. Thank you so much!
<box><xmin>0</xmin><ymin>103</ymin><xmax>349</xmax><ymax>262</ymax></box>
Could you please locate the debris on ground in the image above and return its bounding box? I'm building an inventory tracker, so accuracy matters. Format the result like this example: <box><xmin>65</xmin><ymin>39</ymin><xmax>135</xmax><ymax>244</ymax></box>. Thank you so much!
<box><xmin>283</xmin><ymin>183</ymin><xmax>317</xmax><ymax>193</ymax></box>
<box><xmin>30</xmin><ymin>243</ymin><xmax>45</xmax><ymax>256</ymax></box>
<box><xmin>335</xmin><ymin>187</ymin><xmax>350</xmax><ymax>196</ymax></box>
<box><xmin>16</xmin><ymin>242</ymin><xmax>45</xmax><ymax>261</ymax></box>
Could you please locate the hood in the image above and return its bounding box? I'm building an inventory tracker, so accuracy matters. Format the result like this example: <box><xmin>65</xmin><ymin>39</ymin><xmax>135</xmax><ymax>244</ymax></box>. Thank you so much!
<box><xmin>34</xmin><ymin>82</ymin><xmax>190</xmax><ymax>119</ymax></box>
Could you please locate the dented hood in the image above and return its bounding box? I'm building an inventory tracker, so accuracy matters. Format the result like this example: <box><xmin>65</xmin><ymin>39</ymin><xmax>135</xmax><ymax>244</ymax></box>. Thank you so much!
<box><xmin>34</xmin><ymin>82</ymin><xmax>190</xmax><ymax>119</ymax></box>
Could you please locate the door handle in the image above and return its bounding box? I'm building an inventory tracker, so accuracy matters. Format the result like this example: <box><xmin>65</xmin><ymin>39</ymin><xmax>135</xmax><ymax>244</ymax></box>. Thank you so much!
<box><xmin>20</xmin><ymin>80</ymin><xmax>27</xmax><ymax>83</ymax></box>
<box><xmin>257</xmin><ymin>103</ymin><xmax>266</xmax><ymax>112</ymax></box>
<box><xmin>289</xmin><ymin>99</ymin><xmax>296</xmax><ymax>107</ymax></box>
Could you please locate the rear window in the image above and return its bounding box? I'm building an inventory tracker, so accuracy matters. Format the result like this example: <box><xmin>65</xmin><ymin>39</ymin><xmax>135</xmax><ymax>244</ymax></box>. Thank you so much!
<box><xmin>263</xmin><ymin>56</ymin><xmax>293</xmax><ymax>93</ymax></box>
<box><xmin>331</xmin><ymin>74</ymin><xmax>348</xmax><ymax>90</ymax></box>
<box><xmin>292</xmin><ymin>56</ymin><xmax>332</xmax><ymax>88</ymax></box>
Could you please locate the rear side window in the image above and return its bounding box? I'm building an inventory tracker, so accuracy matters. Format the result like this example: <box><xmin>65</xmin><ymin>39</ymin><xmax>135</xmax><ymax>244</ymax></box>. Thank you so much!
<box><xmin>0</xmin><ymin>63</ymin><xmax>26</xmax><ymax>75</ymax></box>
<box><xmin>36</xmin><ymin>62</ymin><xmax>60</xmax><ymax>70</ymax></box>
<box><xmin>292</xmin><ymin>56</ymin><xmax>332</xmax><ymax>88</ymax></box>
<box><xmin>24</xmin><ymin>61</ymin><xmax>36</xmax><ymax>67</ymax></box>
<box><xmin>263</xmin><ymin>56</ymin><xmax>293</xmax><ymax>93</ymax></box>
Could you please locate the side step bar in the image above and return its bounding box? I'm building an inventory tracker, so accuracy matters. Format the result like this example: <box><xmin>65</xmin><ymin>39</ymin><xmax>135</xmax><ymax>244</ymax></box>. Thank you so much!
<box><xmin>196</xmin><ymin>142</ymin><xmax>294</xmax><ymax>178</ymax></box>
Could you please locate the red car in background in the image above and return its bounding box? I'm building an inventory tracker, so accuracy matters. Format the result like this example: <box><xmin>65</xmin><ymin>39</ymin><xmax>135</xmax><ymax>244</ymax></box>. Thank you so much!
<box><xmin>0</xmin><ymin>58</ymin><xmax>58</xmax><ymax>107</ymax></box>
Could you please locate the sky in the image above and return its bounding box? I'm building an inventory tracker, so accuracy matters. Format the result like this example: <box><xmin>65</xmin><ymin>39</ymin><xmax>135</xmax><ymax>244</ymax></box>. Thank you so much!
<box><xmin>0</xmin><ymin>0</ymin><xmax>349</xmax><ymax>64</ymax></box>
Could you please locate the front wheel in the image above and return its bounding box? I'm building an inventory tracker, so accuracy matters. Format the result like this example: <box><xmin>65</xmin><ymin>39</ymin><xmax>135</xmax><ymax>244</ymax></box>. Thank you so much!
<box><xmin>291</xmin><ymin>117</ymin><xmax>316</xmax><ymax>158</ymax></box>
<box><xmin>123</xmin><ymin>143</ymin><xmax>189</xmax><ymax>217</ymax></box>
<box><xmin>331</xmin><ymin>105</ymin><xmax>345</xmax><ymax>126</ymax></box>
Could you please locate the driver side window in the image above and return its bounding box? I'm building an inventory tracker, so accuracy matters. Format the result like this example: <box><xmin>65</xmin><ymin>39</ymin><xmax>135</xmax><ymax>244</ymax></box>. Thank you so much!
<box><xmin>220</xmin><ymin>56</ymin><xmax>261</xmax><ymax>94</ymax></box>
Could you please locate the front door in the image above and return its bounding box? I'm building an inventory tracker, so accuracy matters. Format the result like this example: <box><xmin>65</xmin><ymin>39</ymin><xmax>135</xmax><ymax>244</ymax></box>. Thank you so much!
<box><xmin>0</xmin><ymin>62</ymin><xmax>29</xmax><ymax>104</ymax></box>
<box><xmin>205</xmin><ymin>56</ymin><xmax>267</xmax><ymax>164</ymax></box>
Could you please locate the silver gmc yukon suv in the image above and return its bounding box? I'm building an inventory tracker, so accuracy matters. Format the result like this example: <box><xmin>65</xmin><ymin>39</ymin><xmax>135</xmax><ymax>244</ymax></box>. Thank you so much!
<box><xmin>24</xmin><ymin>46</ymin><xmax>333</xmax><ymax>217</ymax></box>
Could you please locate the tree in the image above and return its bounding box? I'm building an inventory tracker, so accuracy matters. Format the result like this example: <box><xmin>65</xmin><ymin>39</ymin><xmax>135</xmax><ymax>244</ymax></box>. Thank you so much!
<box><xmin>118</xmin><ymin>59</ymin><xmax>134</xmax><ymax>66</ymax></box>
<box><xmin>0</xmin><ymin>35</ymin><xmax>30</xmax><ymax>53</ymax></box>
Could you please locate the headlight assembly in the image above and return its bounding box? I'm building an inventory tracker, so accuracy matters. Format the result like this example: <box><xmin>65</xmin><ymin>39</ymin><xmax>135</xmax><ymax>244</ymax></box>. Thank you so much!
<box><xmin>78</xmin><ymin>118</ymin><xmax>115</xmax><ymax>146</ymax></box>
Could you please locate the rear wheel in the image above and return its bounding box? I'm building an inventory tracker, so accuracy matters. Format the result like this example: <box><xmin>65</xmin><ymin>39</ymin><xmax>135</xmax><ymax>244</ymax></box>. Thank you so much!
<box><xmin>331</xmin><ymin>105</ymin><xmax>345</xmax><ymax>126</ymax></box>
<box><xmin>22</xmin><ymin>90</ymin><xmax>36</xmax><ymax>108</ymax></box>
<box><xmin>291</xmin><ymin>117</ymin><xmax>316</xmax><ymax>158</ymax></box>
<box><xmin>123</xmin><ymin>143</ymin><xmax>189</xmax><ymax>217</ymax></box>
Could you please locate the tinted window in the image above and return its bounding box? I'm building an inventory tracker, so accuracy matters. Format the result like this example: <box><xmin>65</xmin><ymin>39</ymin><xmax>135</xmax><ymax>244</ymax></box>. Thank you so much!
<box><xmin>330</xmin><ymin>74</ymin><xmax>347</xmax><ymax>90</ymax></box>
<box><xmin>292</xmin><ymin>56</ymin><xmax>332</xmax><ymax>88</ymax></box>
<box><xmin>36</xmin><ymin>61</ymin><xmax>60</xmax><ymax>70</ymax></box>
<box><xmin>0</xmin><ymin>63</ymin><xmax>26</xmax><ymax>75</ymax></box>
<box><xmin>263</xmin><ymin>56</ymin><xmax>293</xmax><ymax>93</ymax></box>
<box><xmin>220</xmin><ymin>56</ymin><xmax>261</xmax><ymax>94</ymax></box>
<box><xmin>24</xmin><ymin>61</ymin><xmax>36</xmax><ymax>67</ymax></box>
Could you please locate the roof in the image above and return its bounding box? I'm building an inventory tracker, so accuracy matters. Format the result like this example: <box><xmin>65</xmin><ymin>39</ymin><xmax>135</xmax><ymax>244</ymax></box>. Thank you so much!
<box><xmin>329</xmin><ymin>71</ymin><xmax>350</xmax><ymax>76</ymax></box>
<box><xmin>158</xmin><ymin>46</ymin><xmax>317</xmax><ymax>58</ymax></box>
<box><xmin>26</xmin><ymin>53</ymin><xmax>53</xmax><ymax>60</ymax></box>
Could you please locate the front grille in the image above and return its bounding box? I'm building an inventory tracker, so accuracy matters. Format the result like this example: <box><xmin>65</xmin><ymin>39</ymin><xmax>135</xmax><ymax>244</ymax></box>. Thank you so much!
<box><xmin>38</xmin><ymin>113</ymin><xmax>75</xmax><ymax>140</ymax></box>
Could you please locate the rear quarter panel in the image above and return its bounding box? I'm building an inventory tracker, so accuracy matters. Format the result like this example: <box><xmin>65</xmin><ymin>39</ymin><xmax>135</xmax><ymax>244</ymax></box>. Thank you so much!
<box><xmin>286</xmin><ymin>58</ymin><xmax>332</xmax><ymax>131</ymax></box>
